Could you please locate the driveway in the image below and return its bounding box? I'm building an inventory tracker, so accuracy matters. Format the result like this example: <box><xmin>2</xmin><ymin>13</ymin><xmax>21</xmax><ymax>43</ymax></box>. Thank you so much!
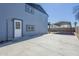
<box><xmin>0</xmin><ymin>34</ymin><xmax>79</xmax><ymax>56</ymax></box>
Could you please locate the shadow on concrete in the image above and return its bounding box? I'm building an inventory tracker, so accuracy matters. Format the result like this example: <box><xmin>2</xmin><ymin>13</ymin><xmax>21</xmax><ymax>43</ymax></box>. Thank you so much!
<box><xmin>54</xmin><ymin>32</ymin><xmax>74</xmax><ymax>35</ymax></box>
<box><xmin>0</xmin><ymin>34</ymin><xmax>45</xmax><ymax>48</ymax></box>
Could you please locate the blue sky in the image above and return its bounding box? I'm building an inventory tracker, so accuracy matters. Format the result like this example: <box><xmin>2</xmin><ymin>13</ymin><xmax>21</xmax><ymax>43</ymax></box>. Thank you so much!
<box><xmin>40</xmin><ymin>3</ymin><xmax>79</xmax><ymax>26</ymax></box>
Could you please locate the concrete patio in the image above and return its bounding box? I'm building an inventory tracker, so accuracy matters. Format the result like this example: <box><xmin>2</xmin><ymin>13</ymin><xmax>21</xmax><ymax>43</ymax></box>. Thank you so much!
<box><xmin>0</xmin><ymin>33</ymin><xmax>79</xmax><ymax>56</ymax></box>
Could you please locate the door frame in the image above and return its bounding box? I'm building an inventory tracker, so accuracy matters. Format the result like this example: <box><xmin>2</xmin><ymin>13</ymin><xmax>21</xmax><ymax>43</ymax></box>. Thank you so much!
<box><xmin>13</xmin><ymin>18</ymin><xmax>23</xmax><ymax>38</ymax></box>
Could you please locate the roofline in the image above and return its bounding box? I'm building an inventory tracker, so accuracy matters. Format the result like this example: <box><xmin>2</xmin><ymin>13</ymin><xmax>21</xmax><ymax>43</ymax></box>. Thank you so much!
<box><xmin>26</xmin><ymin>3</ymin><xmax>48</xmax><ymax>16</ymax></box>
<box><xmin>39</xmin><ymin>4</ymin><xmax>48</xmax><ymax>16</ymax></box>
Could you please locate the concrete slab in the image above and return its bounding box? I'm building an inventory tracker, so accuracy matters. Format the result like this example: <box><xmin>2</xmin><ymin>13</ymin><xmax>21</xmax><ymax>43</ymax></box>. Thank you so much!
<box><xmin>0</xmin><ymin>34</ymin><xmax>79</xmax><ymax>56</ymax></box>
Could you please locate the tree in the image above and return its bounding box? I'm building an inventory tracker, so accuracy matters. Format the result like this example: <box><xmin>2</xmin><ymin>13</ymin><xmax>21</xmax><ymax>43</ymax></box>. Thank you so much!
<box><xmin>73</xmin><ymin>6</ymin><xmax>79</xmax><ymax>28</ymax></box>
<box><xmin>73</xmin><ymin>6</ymin><xmax>79</xmax><ymax>20</ymax></box>
<box><xmin>74</xmin><ymin>22</ymin><xmax>77</xmax><ymax>27</ymax></box>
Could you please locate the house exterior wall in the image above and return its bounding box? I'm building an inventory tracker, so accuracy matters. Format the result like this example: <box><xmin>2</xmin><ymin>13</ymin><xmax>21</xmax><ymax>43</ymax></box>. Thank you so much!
<box><xmin>0</xmin><ymin>3</ymin><xmax>48</xmax><ymax>41</ymax></box>
<box><xmin>0</xmin><ymin>6</ymin><xmax>7</xmax><ymax>41</ymax></box>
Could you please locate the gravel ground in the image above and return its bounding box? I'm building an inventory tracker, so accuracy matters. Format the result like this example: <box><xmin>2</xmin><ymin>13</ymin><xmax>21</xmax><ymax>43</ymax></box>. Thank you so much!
<box><xmin>0</xmin><ymin>34</ymin><xmax>79</xmax><ymax>56</ymax></box>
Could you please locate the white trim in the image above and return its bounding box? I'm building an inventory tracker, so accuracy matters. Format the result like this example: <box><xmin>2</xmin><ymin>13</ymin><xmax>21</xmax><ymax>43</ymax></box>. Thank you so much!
<box><xmin>14</xmin><ymin>20</ymin><xmax>22</xmax><ymax>38</ymax></box>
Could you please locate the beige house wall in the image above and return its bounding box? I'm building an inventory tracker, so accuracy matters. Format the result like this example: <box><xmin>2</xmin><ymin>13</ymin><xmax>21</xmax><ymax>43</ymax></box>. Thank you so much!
<box><xmin>75</xmin><ymin>26</ymin><xmax>79</xmax><ymax>39</ymax></box>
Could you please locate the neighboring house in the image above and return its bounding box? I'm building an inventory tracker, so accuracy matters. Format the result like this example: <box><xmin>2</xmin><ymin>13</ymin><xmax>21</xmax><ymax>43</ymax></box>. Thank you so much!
<box><xmin>50</xmin><ymin>24</ymin><xmax>60</xmax><ymax>28</ymax></box>
<box><xmin>50</xmin><ymin>21</ymin><xmax>74</xmax><ymax>32</ymax></box>
<box><xmin>0</xmin><ymin>3</ymin><xmax>48</xmax><ymax>42</ymax></box>
<box><xmin>51</xmin><ymin>21</ymin><xmax>72</xmax><ymax>28</ymax></box>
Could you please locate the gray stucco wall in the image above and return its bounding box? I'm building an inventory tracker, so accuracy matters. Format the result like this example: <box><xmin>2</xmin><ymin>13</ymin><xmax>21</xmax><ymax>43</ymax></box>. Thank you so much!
<box><xmin>0</xmin><ymin>3</ymin><xmax>48</xmax><ymax>41</ymax></box>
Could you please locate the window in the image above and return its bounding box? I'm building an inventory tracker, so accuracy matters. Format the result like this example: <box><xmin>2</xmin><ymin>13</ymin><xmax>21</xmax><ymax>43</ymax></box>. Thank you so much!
<box><xmin>16</xmin><ymin>22</ymin><xmax>20</xmax><ymax>29</ymax></box>
<box><xmin>26</xmin><ymin>25</ymin><xmax>35</xmax><ymax>31</ymax></box>
<box><xmin>25</xmin><ymin>4</ymin><xmax>34</xmax><ymax>14</ymax></box>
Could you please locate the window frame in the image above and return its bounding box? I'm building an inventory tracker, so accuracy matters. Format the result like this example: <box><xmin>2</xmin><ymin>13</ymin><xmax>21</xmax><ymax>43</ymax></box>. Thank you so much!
<box><xmin>16</xmin><ymin>22</ymin><xmax>20</xmax><ymax>29</ymax></box>
<box><xmin>25</xmin><ymin>4</ymin><xmax>34</xmax><ymax>14</ymax></box>
<box><xmin>26</xmin><ymin>25</ymin><xmax>35</xmax><ymax>32</ymax></box>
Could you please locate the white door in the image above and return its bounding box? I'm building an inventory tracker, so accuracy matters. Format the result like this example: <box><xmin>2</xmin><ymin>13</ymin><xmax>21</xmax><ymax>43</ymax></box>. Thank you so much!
<box><xmin>14</xmin><ymin>20</ymin><xmax>22</xmax><ymax>38</ymax></box>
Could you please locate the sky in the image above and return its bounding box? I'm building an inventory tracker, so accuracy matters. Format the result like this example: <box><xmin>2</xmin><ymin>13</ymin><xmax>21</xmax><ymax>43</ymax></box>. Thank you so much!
<box><xmin>40</xmin><ymin>3</ymin><xmax>79</xmax><ymax>26</ymax></box>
